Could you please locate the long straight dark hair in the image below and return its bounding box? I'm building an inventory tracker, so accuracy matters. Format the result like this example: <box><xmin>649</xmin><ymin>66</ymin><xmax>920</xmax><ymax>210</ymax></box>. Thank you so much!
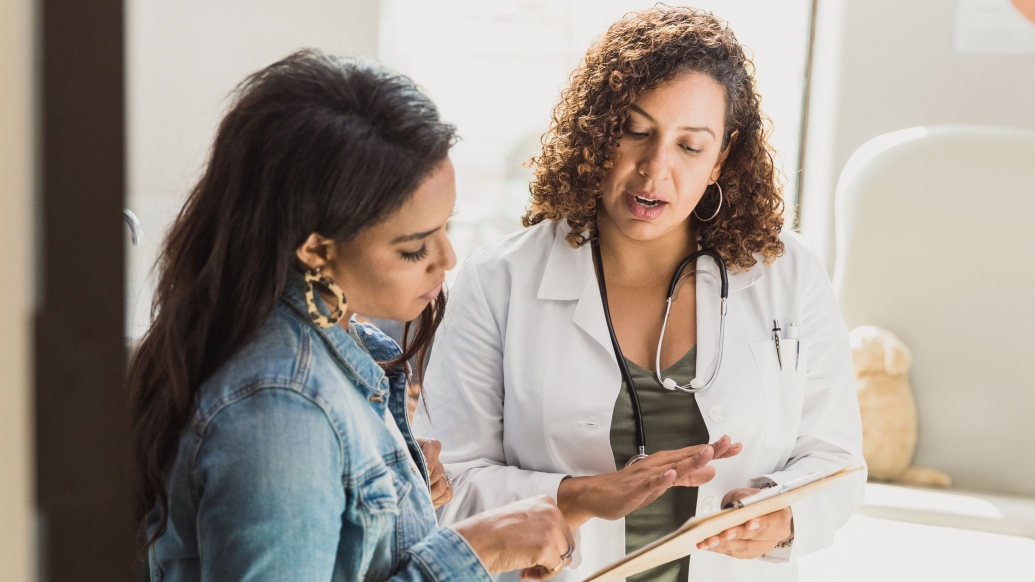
<box><xmin>128</xmin><ymin>50</ymin><xmax>456</xmax><ymax>544</ymax></box>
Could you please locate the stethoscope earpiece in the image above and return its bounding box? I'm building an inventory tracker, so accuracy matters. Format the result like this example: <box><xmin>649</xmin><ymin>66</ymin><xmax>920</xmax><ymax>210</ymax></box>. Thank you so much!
<box><xmin>662</xmin><ymin>377</ymin><xmax>678</xmax><ymax>390</ymax></box>
<box><xmin>689</xmin><ymin>377</ymin><xmax>704</xmax><ymax>390</ymax></box>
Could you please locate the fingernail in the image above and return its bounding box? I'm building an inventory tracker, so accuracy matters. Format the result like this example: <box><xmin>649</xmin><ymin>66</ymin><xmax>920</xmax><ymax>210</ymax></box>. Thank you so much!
<box><xmin>749</xmin><ymin>521</ymin><xmax>760</xmax><ymax>530</ymax></box>
<box><xmin>727</xmin><ymin>531</ymin><xmax>737</xmax><ymax>539</ymax></box>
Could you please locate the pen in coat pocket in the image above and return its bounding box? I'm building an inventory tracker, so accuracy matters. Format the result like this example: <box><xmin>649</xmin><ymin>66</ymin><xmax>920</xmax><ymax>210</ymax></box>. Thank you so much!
<box><xmin>771</xmin><ymin>320</ymin><xmax>782</xmax><ymax>370</ymax></box>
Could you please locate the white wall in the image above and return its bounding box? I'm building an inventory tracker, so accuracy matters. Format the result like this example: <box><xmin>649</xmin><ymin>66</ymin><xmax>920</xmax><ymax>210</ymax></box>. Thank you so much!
<box><xmin>800</xmin><ymin>0</ymin><xmax>1035</xmax><ymax>271</ymax></box>
<box><xmin>0</xmin><ymin>0</ymin><xmax>36</xmax><ymax>579</ymax></box>
<box><xmin>125</xmin><ymin>0</ymin><xmax>380</xmax><ymax>339</ymax></box>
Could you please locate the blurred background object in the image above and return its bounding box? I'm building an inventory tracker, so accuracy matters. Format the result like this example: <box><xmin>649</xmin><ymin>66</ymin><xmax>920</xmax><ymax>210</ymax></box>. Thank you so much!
<box><xmin>3</xmin><ymin>0</ymin><xmax>135</xmax><ymax>580</ymax></box>
<box><xmin>850</xmin><ymin>325</ymin><xmax>952</xmax><ymax>488</ymax></box>
<box><xmin>124</xmin><ymin>0</ymin><xmax>380</xmax><ymax>342</ymax></box>
<box><xmin>1</xmin><ymin>0</ymin><xmax>38</xmax><ymax>580</ymax></box>
<box><xmin>799</xmin><ymin>0</ymin><xmax>1035</xmax><ymax>272</ymax></box>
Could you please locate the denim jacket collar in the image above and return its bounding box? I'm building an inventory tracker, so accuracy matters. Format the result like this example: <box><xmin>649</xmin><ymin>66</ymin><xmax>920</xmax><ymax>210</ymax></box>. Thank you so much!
<box><xmin>279</xmin><ymin>271</ymin><xmax>393</xmax><ymax>401</ymax></box>
<box><xmin>280</xmin><ymin>271</ymin><xmax>429</xmax><ymax>488</ymax></box>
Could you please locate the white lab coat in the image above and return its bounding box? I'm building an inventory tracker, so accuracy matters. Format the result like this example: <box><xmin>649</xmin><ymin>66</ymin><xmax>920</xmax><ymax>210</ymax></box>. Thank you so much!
<box><xmin>415</xmin><ymin>220</ymin><xmax>865</xmax><ymax>582</ymax></box>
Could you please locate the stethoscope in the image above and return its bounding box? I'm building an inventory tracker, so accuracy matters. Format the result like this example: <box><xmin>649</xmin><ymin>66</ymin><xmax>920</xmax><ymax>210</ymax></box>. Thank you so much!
<box><xmin>591</xmin><ymin>242</ymin><xmax>729</xmax><ymax>467</ymax></box>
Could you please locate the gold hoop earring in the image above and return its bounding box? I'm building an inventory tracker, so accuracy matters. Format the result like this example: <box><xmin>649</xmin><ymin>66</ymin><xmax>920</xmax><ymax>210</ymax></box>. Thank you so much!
<box><xmin>693</xmin><ymin>182</ymin><xmax>723</xmax><ymax>222</ymax></box>
<box><xmin>304</xmin><ymin>268</ymin><xmax>347</xmax><ymax>329</ymax></box>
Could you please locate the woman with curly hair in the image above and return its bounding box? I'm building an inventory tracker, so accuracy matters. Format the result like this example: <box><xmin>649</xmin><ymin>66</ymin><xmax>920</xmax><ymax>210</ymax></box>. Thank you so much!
<box><xmin>416</xmin><ymin>8</ymin><xmax>864</xmax><ymax>582</ymax></box>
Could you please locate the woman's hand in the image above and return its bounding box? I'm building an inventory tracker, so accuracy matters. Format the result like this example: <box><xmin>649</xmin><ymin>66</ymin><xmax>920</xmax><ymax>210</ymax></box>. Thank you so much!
<box><xmin>557</xmin><ymin>435</ymin><xmax>741</xmax><ymax>529</ymax></box>
<box><xmin>417</xmin><ymin>438</ymin><xmax>453</xmax><ymax>508</ymax></box>
<box><xmin>695</xmin><ymin>487</ymin><xmax>793</xmax><ymax>558</ymax></box>
<box><xmin>452</xmin><ymin>495</ymin><xmax>575</xmax><ymax>580</ymax></box>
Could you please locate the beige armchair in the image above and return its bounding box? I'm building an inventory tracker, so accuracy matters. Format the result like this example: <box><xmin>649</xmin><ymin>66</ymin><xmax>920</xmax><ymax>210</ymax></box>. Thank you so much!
<box><xmin>830</xmin><ymin>123</ymin><xmax>1035</xmax><ymax>536</ymax></box>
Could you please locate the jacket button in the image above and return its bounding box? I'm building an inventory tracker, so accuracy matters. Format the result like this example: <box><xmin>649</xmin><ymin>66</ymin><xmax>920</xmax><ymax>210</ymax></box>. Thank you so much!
<box><xmin>708</xmin><ymin>405</ymin><xmax>726</xmax><ymax>423</ymax></box>
<box><xmin>702</xmin><ymin>496</ymin><xmax>717</xmax><ymax>514</ymax></box>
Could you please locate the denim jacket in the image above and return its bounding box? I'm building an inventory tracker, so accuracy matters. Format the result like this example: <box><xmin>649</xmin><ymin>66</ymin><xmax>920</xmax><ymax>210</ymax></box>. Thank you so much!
<box><xmin>148</xmin><ymin>272</ymin><xmax>491</xmax><ymax>582</ymax></box>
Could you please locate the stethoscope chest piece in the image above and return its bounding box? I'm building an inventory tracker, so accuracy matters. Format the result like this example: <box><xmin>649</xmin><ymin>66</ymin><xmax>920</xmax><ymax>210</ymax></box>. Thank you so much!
<box><xmin>624</xmin><ymin>453</ymin><xmax>649</xmax><ymax>468</ymax></box>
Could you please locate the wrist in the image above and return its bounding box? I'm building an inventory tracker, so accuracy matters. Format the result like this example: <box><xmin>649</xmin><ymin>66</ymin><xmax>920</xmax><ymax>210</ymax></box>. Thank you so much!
<box><xmin>557</xmin><ymin>476</ymin><xmax>593</xmax><ymax>529</ymax></box>
<box><xmin>451</xmin><ymin>521</ymin><xmax>501</xmax><ymax>573</ymax></box>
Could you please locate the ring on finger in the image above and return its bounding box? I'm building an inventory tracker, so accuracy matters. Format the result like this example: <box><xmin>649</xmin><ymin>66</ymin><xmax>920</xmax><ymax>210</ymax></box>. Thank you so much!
<box><xmin>443</xmin><ymin>474</ymin><xmax>453</xmax><ymax>487</ymax></box>
<box><xmin>550</xmin><ymin>544</ymin><xmax>574</xmax><ymax>572</ymax></box>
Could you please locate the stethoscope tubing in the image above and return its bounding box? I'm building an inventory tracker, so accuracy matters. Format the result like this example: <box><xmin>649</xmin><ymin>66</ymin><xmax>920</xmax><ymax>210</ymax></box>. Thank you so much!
<box><xmin>591</xmin><ymin>241</ymin><xmax>729</xmax><ymax>467</ymax></box>
<box><xmin>592</xmin><ymin>242</ymin><xmax>649</xmax><ymax>463</ymax></box>
<box><xmin>655</xmin><ymin>289</ymin><xmax>727</xmax><ymax>393</ymax></box>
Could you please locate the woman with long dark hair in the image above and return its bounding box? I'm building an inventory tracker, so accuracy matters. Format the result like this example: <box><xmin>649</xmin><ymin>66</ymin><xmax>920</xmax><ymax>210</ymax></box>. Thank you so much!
<box><xmin>129</xmin><ymin>50</ymin><xmax>572</xmax><ymax>581</ymax></box>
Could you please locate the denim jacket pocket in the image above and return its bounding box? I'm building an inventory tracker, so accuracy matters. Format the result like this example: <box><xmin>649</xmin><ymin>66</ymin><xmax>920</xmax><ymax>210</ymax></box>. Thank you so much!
<box><xmin>357</xmin><ymin>466</ymin><xmax>402</xmax><ymax>516</ymax></box>
<box><xmin>354</xmin><ymin>465</ymin><xmax>416</xmax><ymax>581</ymax></box>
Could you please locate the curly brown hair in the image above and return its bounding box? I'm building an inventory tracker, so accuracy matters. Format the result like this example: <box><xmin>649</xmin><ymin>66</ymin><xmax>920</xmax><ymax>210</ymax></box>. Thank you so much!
<box><xmin>523</xmin><ymin>6</ymin><xmax>785</xmax><ymax>271</ymax></box>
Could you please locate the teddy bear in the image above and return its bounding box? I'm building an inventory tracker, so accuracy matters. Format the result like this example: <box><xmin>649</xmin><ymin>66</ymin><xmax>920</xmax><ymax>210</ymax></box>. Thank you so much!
<box><xmin>850</xmin><ymin>325</ymin><xmax>952</xmax><ymax>488</ymax></box>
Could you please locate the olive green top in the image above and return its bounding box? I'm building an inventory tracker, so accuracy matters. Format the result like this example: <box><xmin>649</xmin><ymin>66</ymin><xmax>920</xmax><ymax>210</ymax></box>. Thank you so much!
<box><xmin>610</xmin><ymin>347</ymin><xmax>709</xmax><ymax>582</ymax></box>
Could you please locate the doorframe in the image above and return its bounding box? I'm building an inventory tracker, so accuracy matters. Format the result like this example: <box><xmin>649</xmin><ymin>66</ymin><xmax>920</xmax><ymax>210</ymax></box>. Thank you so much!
<box><xmin>36</xmin><ymin>0</ymin><xmax>134</xmax><ymax>580</ymax></box>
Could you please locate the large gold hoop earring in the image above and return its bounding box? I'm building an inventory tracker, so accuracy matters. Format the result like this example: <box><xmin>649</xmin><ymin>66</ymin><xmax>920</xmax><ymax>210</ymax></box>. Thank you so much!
<box><xmin>304</xmin><ymin>268</ymin><xmax>347</xmax><ymax>329</ymax></box>
<box><xmin>693</xmin><ymin>182</ymin><xmax>723</xmax><ymax>222</ymax></box>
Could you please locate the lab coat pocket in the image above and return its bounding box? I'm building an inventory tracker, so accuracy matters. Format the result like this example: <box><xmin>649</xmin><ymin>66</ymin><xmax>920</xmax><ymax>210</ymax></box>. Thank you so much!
<box><xmin>749</xmin><ymin>339</ymin><xmax>808</xmax><ymax>449</ymax></box>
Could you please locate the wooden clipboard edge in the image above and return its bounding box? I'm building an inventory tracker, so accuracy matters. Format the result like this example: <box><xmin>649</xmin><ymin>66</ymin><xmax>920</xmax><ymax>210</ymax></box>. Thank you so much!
<box><xmin>582</xmin><ymin>465</ymin><xmax>864</xmax><ymax>582</ymax></box>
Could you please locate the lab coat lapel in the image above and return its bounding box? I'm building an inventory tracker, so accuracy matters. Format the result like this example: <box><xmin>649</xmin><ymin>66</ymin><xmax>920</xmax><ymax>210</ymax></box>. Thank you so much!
<box><xmin>537</xmin><ymin>224</ymin><xmax>615</xmax><ymax>359</ymax></box>
<box><xmin>537</xmin><ymin>223</ymin><xmax>588</xmax><ymax>301</ymax></box>
<box><xmin>572</xmin><ymin>274</ymin><xmax>614</xmax><ymax>358</ymax></box>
